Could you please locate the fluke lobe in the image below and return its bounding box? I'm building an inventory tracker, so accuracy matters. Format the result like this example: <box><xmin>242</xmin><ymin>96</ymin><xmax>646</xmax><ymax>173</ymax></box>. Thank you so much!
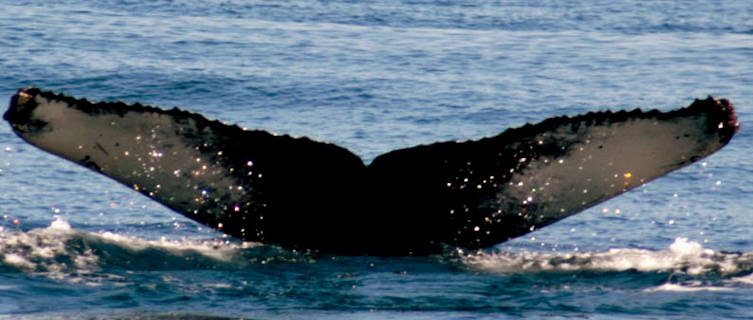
<box><xmin>4</xmin><ymin>88</ymin><xmax>738</xmax><ymax>255</ymax></box>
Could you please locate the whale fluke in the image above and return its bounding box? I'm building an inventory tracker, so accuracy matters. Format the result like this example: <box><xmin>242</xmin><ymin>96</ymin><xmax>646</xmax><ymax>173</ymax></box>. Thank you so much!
<box><xmin>4</xmin><ymin>88</ymin><xmax>738</xmax><ymax>255</ymax></box>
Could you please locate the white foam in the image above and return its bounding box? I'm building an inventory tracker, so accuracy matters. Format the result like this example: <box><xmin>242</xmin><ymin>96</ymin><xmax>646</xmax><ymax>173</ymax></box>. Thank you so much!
<box><xmin>645</xmin><ymin>283</ymin><xmax>732</xmax><ymax>292</ymax></box>
<box><xmin>0</xmin><ymin>217</ymin><xmax>263</xmax><ymax>285</ymax></box>
<box><xmin>97</xmin><ymin>231</ymin><xmax>259</xmax><ymax>262</ymax></box>
<box><xmin>669</xmin><ymin>237</ymin><xmax>713</xmax><ymax>257</ymax></box>
<box><xmin>0</xmin><ymin>217</ymin><xmax>96</xmax><ymax>279</ymax></box>
<box><xmin>463</xmin><ymin>237</ymin><xmax>745</xmax><ymax>276</ymax></box>
<box><xmin>729</xmin><ymin>272</ymin><xmax>753</xmax><ymax>286</ymax></box>
<box><xmin>48</xmin><ymin>215</ymin><xmax>72</xmax><ymax>230</ymax></box>
<box><xmin>3</xmin><ymin>253</ymin><xmax>35</xmax><ymax>269</ymax></box>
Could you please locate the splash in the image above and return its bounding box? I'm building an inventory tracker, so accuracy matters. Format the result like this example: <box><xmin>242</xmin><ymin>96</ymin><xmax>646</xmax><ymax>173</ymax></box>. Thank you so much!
<box><xmin>48</xmin><ymin>215</ymin><xmax>72</xmax><ymax>230</ymax></box>
<box><xmin>0</xmin><ymin>216</ymin><xmax>92</xmax><ymax>277</ymax></box>
<box><xmin>0</xmin><ymin>217</ymin><xmax>288</xmax><ymax>285</ymax></box>
<box><xmin>646</xmin><ymin>283</ymin><xmax>733</xmax><ymax>292</ymax></box>
<box><xmin>462</xmin><ymin>238</ymin><xmax>753</xmax><ymax>276</ymax></box>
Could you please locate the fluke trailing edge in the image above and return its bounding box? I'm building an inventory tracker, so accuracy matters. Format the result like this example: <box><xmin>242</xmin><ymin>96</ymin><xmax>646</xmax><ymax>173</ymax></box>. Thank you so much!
<box><xmin>4</xmin><ymin>88</ymin><xmax>738</xmax><ymax>255</ymax></box>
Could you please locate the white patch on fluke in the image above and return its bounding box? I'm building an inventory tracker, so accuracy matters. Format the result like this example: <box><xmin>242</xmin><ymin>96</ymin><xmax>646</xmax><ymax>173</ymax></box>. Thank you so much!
<box><xmin>18</xmin><ymin>94</ymin><xmax>245</xmax><ymax>220</ymax></box>
<box><xmin>499</xmin><ymin>114</ymin><xmax>727</xmax><ymax>226</ymax></box>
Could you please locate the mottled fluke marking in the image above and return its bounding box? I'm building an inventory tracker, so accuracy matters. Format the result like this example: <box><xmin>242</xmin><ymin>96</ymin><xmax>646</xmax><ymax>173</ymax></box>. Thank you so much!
<box><xmin>4</xmin><ymin>88</ymin><xmax>737</xmax><ymax>255</ymax></box>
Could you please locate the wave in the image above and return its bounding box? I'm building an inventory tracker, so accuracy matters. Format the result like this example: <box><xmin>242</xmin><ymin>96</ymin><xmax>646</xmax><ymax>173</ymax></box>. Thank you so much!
<box><xmin>0</xmin><ymin>217</ymin><xmax>307</xmax><ymax>284</ymax></box>
<box><xmin>4</xmin><ymin>218</ymin><xmax>753</xmax><ymax>287</ymax></box>
<box><xmin>462</xmin><ymin>237</ymin><xmax>753</xmax><ymax>276</ymax></box>
<box><xmin>461</xmin><ymin>237</ymin><xmax>753</xmax><ymax>292</ymax></box>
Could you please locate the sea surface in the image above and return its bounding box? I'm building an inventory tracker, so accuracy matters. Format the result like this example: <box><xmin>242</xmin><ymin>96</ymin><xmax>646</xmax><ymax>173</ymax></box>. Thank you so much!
<box><xmin>1</xmin><ymin>0</ymin><xmax>753</xmax><ymax>319</ymax></box>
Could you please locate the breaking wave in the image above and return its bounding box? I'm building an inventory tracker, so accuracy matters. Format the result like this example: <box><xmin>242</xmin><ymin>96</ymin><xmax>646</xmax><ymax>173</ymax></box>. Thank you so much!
<box><xmin>462</xmin><ymin>237</ymin><xmax>753</xmax><ymax>276</ymax></box>
<box><xmin>461</xmin><ymin>237</ymin><xmax>753</xmax><ymax>292</ymax></box>
<box><xmin>0</xmin><ymin>217</ymin><xmax>308</xmax><ymax>284</ymax></box>
<box><xmin>4</xmin><ymin>217</ymin><xmax>753</xmax><ymax>290</ymax></box>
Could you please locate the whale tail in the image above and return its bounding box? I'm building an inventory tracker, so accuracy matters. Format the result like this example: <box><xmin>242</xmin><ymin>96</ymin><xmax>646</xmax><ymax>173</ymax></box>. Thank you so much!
<box><xmin>368</xmin><ymin>98</ymin><xmax>737</xmax><ymax>250</ymax></box>
<box><xmin>4</xmin><ymin>88</ymin><xmax>737</xmax><ymax>254</ymax></box>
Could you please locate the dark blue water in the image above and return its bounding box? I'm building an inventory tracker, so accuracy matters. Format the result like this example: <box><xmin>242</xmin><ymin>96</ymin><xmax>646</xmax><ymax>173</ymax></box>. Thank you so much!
<box><xmin>1</xmin><ymin>1</ymin><xmax>753</xmax><ymax>319</ymax></box>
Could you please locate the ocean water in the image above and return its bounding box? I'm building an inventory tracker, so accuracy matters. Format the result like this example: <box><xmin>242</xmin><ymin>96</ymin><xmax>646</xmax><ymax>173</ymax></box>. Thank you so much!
<box><xmin>1</xmin><ymin>0</ymin><xmax>753</xmax><ymax>319</ymax></box>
